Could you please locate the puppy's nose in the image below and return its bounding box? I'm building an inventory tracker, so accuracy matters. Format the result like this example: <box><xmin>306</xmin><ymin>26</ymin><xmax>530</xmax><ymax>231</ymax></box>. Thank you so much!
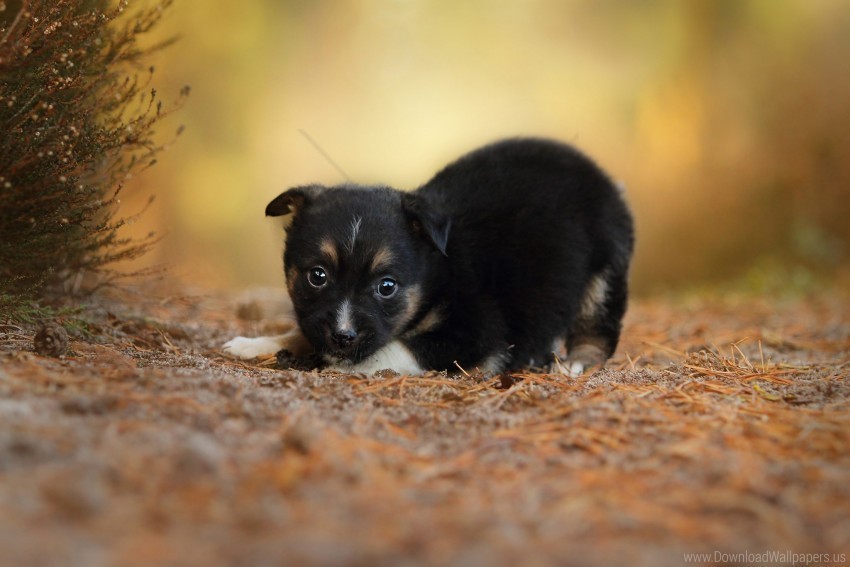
<box><xmin>332</xmin><ymin>329</ymin><xmax>357</xmax><ymax>348</ymax></box>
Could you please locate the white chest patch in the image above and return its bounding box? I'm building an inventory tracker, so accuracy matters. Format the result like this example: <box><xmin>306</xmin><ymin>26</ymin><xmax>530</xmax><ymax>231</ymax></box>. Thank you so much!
<box><xmin>327</xmin><ymin>340</ymin><xmax>424</xmax><ymax>375</ymax></box>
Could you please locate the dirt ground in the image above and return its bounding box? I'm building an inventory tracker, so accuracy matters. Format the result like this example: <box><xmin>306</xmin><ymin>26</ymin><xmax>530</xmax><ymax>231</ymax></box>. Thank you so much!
<box><xmin>1</xmin><ymin>286</ymin><xmax>848</xmax><ymax>567</ymax></box>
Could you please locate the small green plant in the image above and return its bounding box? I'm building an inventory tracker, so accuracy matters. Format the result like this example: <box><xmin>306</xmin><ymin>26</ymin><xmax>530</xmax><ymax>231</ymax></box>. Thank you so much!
<box><xmin>0</xmin><ymin>0</ymin><xmax>186</xmax><ymax>319</ymax></box>
<box><xmin>0</xmin><ymin>290</ymin><xmax>93</xmax><ymax>339</ymax></box>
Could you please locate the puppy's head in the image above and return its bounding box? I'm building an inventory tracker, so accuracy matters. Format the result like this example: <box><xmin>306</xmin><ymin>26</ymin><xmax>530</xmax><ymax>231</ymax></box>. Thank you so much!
<box><xmin>266</xmin><ymin>184</ymin><xmax>449</xmax><ymax>364</ymax></box>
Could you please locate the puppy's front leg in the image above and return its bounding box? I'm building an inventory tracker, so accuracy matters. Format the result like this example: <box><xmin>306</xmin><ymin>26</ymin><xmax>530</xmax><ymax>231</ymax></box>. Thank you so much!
<box><xmin>223</xmin><ymin>327</ymin><xmax>311</xmax><ymax>360</ymax></box>
<box><xmin>550</xmin><ymin>342</ymin><xmax>609</xmax><ymax>378</ymax></box>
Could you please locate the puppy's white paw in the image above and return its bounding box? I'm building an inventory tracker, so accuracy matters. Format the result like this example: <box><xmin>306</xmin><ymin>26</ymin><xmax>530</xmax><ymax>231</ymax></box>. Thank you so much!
<box><xmin>568</xmin><ymin>361</ymin><xmax>585</xmax><ymax>378</ymax></box>
<box><xmin>564</xmin><ymin>343</ymin><xmax>608</xmax><ymax>377</ymax></box>
<box><xmin>222</xmin><ymin>336</ymin><xmax>285</xmax><ymax>360</ymax></box>
<box><xmin>548</xmin><ymin>357</ymin><xmax>585</xmax><ymax>377</ymax></box>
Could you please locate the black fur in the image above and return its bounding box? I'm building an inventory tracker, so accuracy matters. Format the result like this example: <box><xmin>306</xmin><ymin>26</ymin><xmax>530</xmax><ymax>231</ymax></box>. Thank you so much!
<box><xmin>267</xmin><ymin>138</ymin><xmax>634</xmax><ymax>374</ymax></box>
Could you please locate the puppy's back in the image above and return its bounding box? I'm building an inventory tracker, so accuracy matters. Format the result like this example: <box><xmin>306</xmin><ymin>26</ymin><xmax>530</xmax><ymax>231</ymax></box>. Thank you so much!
<box><xmin>417</xmin><ymin>137</ymin><xmax>630</xmax><ymax>271</ymax></box>
<box><xmin>415</xmin><ymin>138</ymin><xmax>633</xmax><ymax>370</ymax></box>
<box><xmin>421</xmin><ymin>138</ymin><xmax>616</xmax><ymax>209</ymax></box>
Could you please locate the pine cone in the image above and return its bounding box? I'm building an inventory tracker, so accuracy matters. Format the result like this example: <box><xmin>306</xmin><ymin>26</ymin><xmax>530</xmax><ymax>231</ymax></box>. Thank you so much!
<box><xmin>34</xmin><ymin>322</ymin><xmax>69</xmax><ymax>357</ymax></box>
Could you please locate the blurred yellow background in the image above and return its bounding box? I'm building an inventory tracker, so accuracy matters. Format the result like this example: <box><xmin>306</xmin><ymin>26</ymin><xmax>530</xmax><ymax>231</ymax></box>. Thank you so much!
<box><xmin>125</xmin><ymin>0</ymin><xmax>850</xmax><ymax>295</ymax></box>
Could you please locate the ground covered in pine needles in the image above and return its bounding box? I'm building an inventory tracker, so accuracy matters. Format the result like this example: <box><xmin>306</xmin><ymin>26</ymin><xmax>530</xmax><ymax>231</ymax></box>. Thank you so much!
<box><xmin>0</xmin><ymin>287</ymin><xmax>848</xmax><ymax>566</ymax></box>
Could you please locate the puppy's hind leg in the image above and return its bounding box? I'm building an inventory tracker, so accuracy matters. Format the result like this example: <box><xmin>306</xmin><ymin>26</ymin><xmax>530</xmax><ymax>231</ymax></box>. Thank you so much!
<box><xmin>556</xmin><ymin>269</ymin><xmax>628</xmax><ymax>377</ymax></box>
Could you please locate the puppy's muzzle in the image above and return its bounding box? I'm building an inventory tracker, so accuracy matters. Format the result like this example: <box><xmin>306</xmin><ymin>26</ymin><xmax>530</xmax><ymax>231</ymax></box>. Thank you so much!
<box><xmin>331</xmin><ymin>329</ymin><xmax>357</xmax><ymax>349</ymax></box>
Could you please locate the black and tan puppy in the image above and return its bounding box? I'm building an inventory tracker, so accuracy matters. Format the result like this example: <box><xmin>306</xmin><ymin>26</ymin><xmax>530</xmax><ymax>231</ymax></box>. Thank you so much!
<box><xmin>224</xmin><ymin>138</ymin><xmax>634</xmax><ymax>376</ymax></box>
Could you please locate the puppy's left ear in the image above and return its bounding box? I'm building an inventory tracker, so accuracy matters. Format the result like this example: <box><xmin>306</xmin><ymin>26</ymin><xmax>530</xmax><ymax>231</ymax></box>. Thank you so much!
<box><xmin>265</xmin><ymin>185</ymin><xmax>326</xmax><ymax>217</ymax></box>
<box><xmin>401</xmin><ymin>193</ymin><xmax>451</xmax><ymax>256</ymax></box>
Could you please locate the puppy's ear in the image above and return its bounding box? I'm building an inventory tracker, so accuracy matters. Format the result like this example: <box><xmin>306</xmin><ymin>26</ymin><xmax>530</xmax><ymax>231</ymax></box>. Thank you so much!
<box><xmin>265</xmin><ymin>185</ymin><xmax>326</xmax><ymax>217</ymax></box>
<box><xmin>401</xmin><ymin>193</ymin><xmax>451</xmax><ymax>256</ymax></box>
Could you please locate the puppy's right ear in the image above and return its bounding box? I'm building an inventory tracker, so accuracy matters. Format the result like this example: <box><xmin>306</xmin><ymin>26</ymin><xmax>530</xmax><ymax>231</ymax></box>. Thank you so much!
<box><xmin>265</xmin><ymin>185</ymin><xmax>326</xmax><ymax>217</ymax></box>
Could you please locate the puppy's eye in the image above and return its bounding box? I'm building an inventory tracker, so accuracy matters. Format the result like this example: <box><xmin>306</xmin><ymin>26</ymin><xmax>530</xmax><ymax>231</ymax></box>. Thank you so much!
<box><xmin>377</xmin><ymin>277</ymin><xmax>397</xmax><ymax>298</ymax></box>
<box><xmin>307</xmin><ymin>267</ymin><xmax>328</xmax><ymax>288</ymax></box>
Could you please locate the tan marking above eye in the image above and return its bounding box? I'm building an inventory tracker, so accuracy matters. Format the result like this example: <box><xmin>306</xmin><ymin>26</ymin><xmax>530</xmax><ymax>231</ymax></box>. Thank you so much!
<box><xmin>370</xmin><ymin>247</ymin><xmax>395</xmax><ymax>273</ymax></box>
<box><xmin>319</xmin><ymin>238</ymin><xmax>339</xmax><ymax>267</ymax></box>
